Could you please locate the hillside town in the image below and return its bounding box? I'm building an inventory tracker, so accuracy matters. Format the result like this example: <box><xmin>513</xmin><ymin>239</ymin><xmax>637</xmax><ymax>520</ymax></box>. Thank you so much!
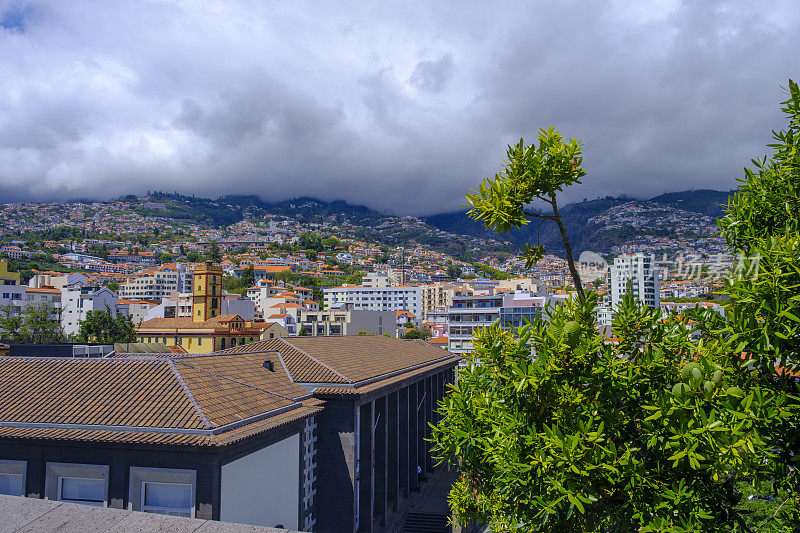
<box><xmin>0</xmin><ymin>194</ymin><xmax>733</xmax><ymax>359</ymax></box>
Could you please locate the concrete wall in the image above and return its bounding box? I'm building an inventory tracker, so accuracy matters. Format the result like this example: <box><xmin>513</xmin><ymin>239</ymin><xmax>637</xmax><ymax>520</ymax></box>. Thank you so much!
<box><xmin>220</xmin><ymin>433</ymin><xmax>300</xmax><ymax>530</ymax></box>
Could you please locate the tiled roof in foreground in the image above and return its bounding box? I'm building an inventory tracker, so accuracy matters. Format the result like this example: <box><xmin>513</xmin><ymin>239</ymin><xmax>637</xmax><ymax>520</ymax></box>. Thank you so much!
<box><xmin>0</xmin><ymin>353</ymin><xmax>318</xmax><ymax>447</ymax></box>
<box><xmin>0</xmin><ymin>336</ymin><xmax>459</xmax><ymax>447</ymax></box>
<box><xmin>218</xmin><ymin>335</ymin><xmax>460</xmax><ymax>384</ymax></box>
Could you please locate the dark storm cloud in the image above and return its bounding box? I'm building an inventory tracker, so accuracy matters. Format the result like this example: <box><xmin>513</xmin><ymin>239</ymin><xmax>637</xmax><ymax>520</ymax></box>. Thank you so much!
<box><xmin>0</xmin><ymin>0</ymin><xmax>796</xmax><ymax>214</ymax></box>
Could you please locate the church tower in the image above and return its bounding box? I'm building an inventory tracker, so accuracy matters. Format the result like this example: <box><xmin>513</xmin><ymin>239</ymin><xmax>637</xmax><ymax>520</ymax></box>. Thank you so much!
<box><xmin>193</xmin><ymin>261</ymin><xmax>223</xmax><ymax>322</ymax></box>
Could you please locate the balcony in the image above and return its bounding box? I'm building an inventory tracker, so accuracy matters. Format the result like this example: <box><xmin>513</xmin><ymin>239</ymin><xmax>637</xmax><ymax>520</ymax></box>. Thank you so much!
<box><xmin>448</xmin><ymin>307</ymin><xmax>500</xmax><ymax>314</ymax></box>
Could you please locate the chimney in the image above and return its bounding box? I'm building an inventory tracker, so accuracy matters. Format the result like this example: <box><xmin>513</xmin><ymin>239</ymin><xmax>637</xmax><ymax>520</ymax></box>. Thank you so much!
<box><xmin>263</xmin><ymin>359</ymin><xmax>274</xmax><ymax>372</ymax></box>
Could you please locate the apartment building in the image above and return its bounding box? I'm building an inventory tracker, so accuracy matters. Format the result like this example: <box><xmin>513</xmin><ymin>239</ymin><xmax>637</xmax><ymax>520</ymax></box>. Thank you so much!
<box><xmin>447</xmin><ymin>292</ymin><xmax>503</xmax><ymax>354</ymax></box>
<box><xmin>60</xmin><ymin>286</ymin><xmax>124</xmax><ymax>337</ymax></box>
<box><xmin>419</xmin><ymin>282</ymin><xmax>461</xmax><ymax>320</ymax></box>
<box><xmin>0</xmin><ymin>261</ymin><xmax>25</xmax><ymax>314</ymax></box>
<box><xmin>27</xmin><ymin>271</ymin><xmax>87</xmax><ymax>290</ymax></box>
<box><xmin>119</xmin><ymin>263</ymin><xmax>193</xmax><ymax>300</ymax></box>
<box><xmin>297</xmin><ymin>304</ymin><xmax>394</xmax><ymax>336</ymax></box>
<box><xmin>610</xmin><ymin>253</ymin><xmax>660</xmax><ymax>309</ymax></box>
<box><xmin>447</xmin><ymin>291</ymin><xmax>548</xmax><ymax>354</ymax></box>
<box><xmin>324</xmin><ymin>285</ymin><xmax>422</xmax><ymax>318</ymax></box>
<box><xmin>21</xmin><ymin>287</ymin><xmax>63</xmax><ymax>321</ymax></box>
<box><xmin>0</xmin><ymin>335</ymin><xmax>460</xmax><ymax>532</ymax></box>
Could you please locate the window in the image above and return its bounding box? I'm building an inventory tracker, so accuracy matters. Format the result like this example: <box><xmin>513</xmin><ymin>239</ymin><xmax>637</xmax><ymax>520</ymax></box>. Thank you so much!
<box><xmin>0</xmin><ymin>460</ymin><xmax>25</xmax><ymax>496</ymax></box>
<box><xmin>58</xmin><ymin>477</ymin><xmax>105</xmax><ymax>506</ymax></box>
<box><xmin>142</xmin><ymin>482</ymin><xmax>193</xmax><ymax>517</ymax></box>
<box><xmin>129</xmin><ymin>467</ymin><xmax>195</xmax><ymax>517</ymax></box>
<box><xmin>45</xmin><ymin>463</ymin><xmax>108</xmax><ymax>506</ymax></box>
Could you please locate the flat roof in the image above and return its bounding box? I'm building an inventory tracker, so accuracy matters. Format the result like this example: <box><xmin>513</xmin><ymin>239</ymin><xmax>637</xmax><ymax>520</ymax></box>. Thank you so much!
<box><xmin>0</xmin><ymin>494</ymin><xmax>299</xmax><ymax>532</ymax></box>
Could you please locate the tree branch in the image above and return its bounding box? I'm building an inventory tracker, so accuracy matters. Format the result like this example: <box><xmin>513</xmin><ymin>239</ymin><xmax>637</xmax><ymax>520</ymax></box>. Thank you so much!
<box><xmin>523</xmin><ymin>211</ymin><xmax>556</xmax><ymax>220</ymax></box>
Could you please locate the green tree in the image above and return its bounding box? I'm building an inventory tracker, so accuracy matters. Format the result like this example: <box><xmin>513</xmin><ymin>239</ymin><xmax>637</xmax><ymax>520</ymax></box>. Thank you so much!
<box><xmin>434</xmin><ymin>292</ymin><xmax>791</xmax><ymax>531</ymax></box>
<box><xmin>465</xmin><ymin>128</ymin><xmax>587</xmax><ymax>298</ymax></box>
<box><xmin>434</xmin><ymin>89</ymin><xmax>800</xmax><ymax>532</ymax></box>
<box><xmin>446</xmin><ymin>264</ymin><xmax>463</xmax><ymax>279</ymax></box>
<box><xmin>298</xmin><ymin>232</ymin><xmax>323</xmax><ymax>251</ymax></box>
<box><xmin>240</xmin><ymin>265</ymin><xmax>255</xmax><ymax>288</ymax></box>
<box><xmin>322</xmin><ymin>237</ymin><xmax>341</xmax><ymax>249</ymax></box>
<box><xmin>298</xmin><ymin>326</ymin><xmax>309</xmax><ymax>337</ymax></box>
<box><xmin>305</xmin><ymin>249</ymin><xmax>319</xmax><ymax>261</ymax></box>
<box><xmin>401</xmin><ymin>326</ymin><xmax>430</xmax><ymax>340</ymax></box>
<box><xmin>186</xmin><ymin>251</ymin><xmax>200</xmax><ymax>263</ymax></box>
<box><xmin>0</xmin><ymin>303</ymin><xmax>66</xmax><ymax>343</ymax></box>
<box><xmin>345</xmin><ymin>271</ymin><xmax>363</xmax><ymax>285</ymax></box>
<box><xmin>76</xmin><ymin>308</ymin><xmax>136</xmax><ymax>343</ymax></box>
<box><xmin>206</xmin><ymin>241</ymin><xmax>223</xmax><ymax>263</ymax></box>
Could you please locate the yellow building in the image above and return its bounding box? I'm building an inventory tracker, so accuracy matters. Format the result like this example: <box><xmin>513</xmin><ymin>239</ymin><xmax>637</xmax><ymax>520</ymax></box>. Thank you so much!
<box><xmin>1</xmin><ymin>260</ymin><xmax>24</xmax><ymax>311</ymax></box>
<box><xmin>136</xmin><ymin>262</ymin><xmax>288</xmax><ymax>353</ymax></box>
<box><xmin>1</xmin><ymin>260</ymin><xmax>21</xmax><ymax>285</ymax></box>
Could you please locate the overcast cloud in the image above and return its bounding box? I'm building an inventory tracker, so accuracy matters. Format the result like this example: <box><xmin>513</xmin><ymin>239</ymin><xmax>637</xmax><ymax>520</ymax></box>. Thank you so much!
<box><xmin>0</xmin><ymin>0</ymin><xmax>797</xmax><ymax>215</ymax></box>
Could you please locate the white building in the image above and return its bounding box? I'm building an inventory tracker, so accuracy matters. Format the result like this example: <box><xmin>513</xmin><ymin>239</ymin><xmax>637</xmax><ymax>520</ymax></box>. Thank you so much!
<box><xmin>28</xmin><ymin>271</ymin><xmax>87</xmax><ymax>290</ymax></box>
<box><xmin>297</xmin><ymin>304</ymin><xmax>395</xmax><ymax>336</ymax></box>
<box><xmin>60</xmin><ymin>286</ymin><xmax>124</xmax><ymax>336</ymax></box>
<box><xmin>119</xmin><ymin>263</ymin><xmax>194</xmax><ymax>300</ymax></box>
<box><xmin>610</xmin><ymin>253</ymin><xmax>660</xmax><ymax>309</ymax></box>
<box><xmin>323</xmin><ymin>284</ymin><xmax>423</xmax><ymax>317</ymax></box>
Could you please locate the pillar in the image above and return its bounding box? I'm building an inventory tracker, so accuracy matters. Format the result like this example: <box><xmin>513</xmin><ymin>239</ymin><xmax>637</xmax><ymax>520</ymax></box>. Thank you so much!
<box><xmin>387</xmin><ymin>390</ymin><xmax>399</xmax><ymax>511</ymax></box>
<box><xmin>374</xmin><ymin>396</ymin><xmax>387</xmax><ymax>527</ymax></box>
<box><xmin>398</xmin><ymin>386</ymin><xmax>410</xmax><ymax>498</ymax></box>
<box><xmin>358</xmin><ymin>402</ymin><xmax>373</xmax><ymax>532</ymax></box>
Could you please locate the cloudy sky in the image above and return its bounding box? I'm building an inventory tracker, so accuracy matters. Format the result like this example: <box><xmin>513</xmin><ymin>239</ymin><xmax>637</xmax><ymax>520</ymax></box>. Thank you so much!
<box><xmin>0</xmin><ymin>1</ymin><xmax>797</xmax><ymax>215</ymax></box>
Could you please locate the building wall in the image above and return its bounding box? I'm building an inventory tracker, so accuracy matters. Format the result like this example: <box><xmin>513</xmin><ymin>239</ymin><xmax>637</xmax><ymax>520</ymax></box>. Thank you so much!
<box><xmin>220</xmin><ymin>433</ymin><xmax>300</xmax><ymax>529</ymax></box>
<box><xmin>610</xmin><ymin>254</ymin><xmax>660</xmax><ymax>310</ymax></box>
<box><xmin>0</xmin><ymin>418</ymin><xmax>309</xmax><ymax>525</ymax></box>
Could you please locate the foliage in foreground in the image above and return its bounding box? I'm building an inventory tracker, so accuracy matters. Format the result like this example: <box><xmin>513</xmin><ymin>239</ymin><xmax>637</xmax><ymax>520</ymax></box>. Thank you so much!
<box><xmin>434</xmin><ymin>80</ymin><xmax>800</xmax><ymax>532</ymax></box>
<box><xmin>434</xmin><ymin>292</ymin><xmax>795</xmax><ymax>531</ymax></box>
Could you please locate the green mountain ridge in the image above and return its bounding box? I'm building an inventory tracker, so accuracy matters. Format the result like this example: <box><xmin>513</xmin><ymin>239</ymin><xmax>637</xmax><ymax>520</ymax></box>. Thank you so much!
<box><xmin>110</xmin><ymin>189</ymin><xmax>733</xmax><ymax>258</ymax></box>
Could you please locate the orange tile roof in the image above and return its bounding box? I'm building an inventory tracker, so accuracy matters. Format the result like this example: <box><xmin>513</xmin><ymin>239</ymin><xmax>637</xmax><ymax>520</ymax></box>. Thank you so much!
<box><xmin>253</xmin><ymin>265</ymin><xmax>291</xmax><ymax>273</ymax></box>
<box><xmin>270</xmin><ymin>303</ymin><xmax>305</xmax><ymax>309</ymax></box>
<box><xmin>25</xmin><ymin>287</ymin><xmax>61</xmax><ymax>294</ymax></box>
<box><xmin>218</xmin><ymin>335</ymin><xmax>459</xmax><ymax>385</ymax></box>
<box><xmin>0</xmin><ymin>353</ymin><xmax>319</xmax><ymax>447</ymax></box>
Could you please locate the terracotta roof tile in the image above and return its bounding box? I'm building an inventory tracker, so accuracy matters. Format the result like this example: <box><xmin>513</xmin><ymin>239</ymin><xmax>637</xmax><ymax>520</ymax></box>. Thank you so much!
<box><xmin>0</xmin><ymin>353</ymin><xmax>318</xmax><ymax>447</ymax></box>
<box><xmin>218</xmin><ymin>336</ymin><xmax>459</xmax><ymax>385</ymax></box>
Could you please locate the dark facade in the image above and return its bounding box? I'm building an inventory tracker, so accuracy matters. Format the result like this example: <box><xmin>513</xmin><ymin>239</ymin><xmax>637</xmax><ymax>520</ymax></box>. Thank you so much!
<box><xmin>315</xmin><ymin>363</ymin><xmax>456</xmax><ymax>532</ymax></box>
<box><xmin>0</xmin><ymin>416</ymin><xmax>313</xmax><ymax>528</ymax></box>
<box><xmin>0</xmin><ymin>336</ymin><xmax>460</xmax><ymax>532</ymax></box>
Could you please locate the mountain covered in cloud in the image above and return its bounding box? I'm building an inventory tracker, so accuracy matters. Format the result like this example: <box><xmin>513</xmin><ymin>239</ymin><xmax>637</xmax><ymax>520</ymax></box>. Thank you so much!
<box><xmin>0</xmin><ymin>2</ymin><xmax>795</xmax><ymax>214</ymax></box>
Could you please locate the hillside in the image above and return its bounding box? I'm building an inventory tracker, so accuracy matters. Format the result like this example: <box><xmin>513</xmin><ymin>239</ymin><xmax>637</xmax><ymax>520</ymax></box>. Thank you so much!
<box><xmin>424</xmin><ymin>190</ymin><xmax>733</xmax><ymax>256</ymax></box>
<box><xmin>115</xmin><ymin>189</ymin><xmax>732</xmax><ymax>258</ymax></box>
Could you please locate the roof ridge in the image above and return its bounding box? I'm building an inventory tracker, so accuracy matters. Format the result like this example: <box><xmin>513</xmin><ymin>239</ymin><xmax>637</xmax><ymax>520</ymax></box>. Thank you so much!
<box><xmin>279</xmin><ymin>338</ymin><xmax>353</xmax><ymax>384</ymax></box>
<box><xmin>172</xmin><ymin>359</ymin><xmax>299</xmax><ymax>403</ymax></box>
<box><xmin>166</xmin><ymin>359</ymin><xmax>213</xmax><ymax>430</ymax></box>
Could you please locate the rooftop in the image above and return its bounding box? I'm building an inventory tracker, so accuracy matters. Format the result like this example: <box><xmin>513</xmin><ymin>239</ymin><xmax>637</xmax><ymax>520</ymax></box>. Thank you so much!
<box><xmin>0</xmin><ymin>494</ymin><xmax>298</xmax><ymax>532</ymax></box>
<box><xmin>218</xmin><ymin>335</ymin><xmax>459</xmax><ymax>385</ymax></box>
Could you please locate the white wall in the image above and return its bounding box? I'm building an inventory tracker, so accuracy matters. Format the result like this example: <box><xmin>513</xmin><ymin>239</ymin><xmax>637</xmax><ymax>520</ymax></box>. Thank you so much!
<box><xmin>220</xmin><ymin>433</ymin><xmax>299</xmax><ymax>529</ymax></box>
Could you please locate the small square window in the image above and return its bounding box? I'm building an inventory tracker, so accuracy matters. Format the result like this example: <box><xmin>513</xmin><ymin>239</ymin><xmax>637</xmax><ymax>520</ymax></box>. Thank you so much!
<box><xmin>142</xmin><ymin>481</ymin><xmax>193</xmax><ymax>517</ymax></box>
<box><xmin>58</xmin><ymin>477</ymin><xmax>105</xmax><ymax>506</ymax></box>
